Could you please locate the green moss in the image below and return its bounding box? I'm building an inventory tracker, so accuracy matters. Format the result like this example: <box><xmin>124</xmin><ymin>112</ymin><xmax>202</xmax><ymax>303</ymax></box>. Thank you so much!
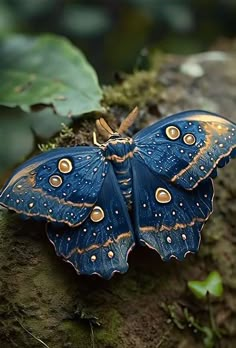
<box><xmin>103</xmin><ymin>70</ymin><xmax>163</xmax><ymax>110</ymax></box>
<box><xmin>58</xmin><ymin>320</ymin><xmax>91</xmax><ymax>348</ymax></box>
<box><xmin>95</xmin><ymin>308</ymin><xmax>123</xmax><ymax>347</ymax></box>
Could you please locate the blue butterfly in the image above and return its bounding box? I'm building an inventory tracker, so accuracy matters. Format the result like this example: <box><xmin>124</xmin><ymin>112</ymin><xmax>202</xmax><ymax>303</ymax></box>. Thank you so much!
<box><xmin>0</xmin><ymin>108</ymin><xmax>235</xmax><ymax>279</ymax></box>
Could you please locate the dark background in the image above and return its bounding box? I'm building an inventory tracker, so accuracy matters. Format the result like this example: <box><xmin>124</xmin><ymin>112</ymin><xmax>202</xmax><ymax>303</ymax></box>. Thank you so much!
<box><xmin>1</xmin><ymin>0</ymin><xmax>236</xmax><ymax>82</ymax></box>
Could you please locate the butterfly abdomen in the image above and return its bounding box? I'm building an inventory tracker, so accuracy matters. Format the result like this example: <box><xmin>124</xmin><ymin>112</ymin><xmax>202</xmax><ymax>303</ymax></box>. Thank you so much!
<box><xmin>104</xmin><ymin>137</ymin><xmax>136</xmax><ymax>204</ymax></box>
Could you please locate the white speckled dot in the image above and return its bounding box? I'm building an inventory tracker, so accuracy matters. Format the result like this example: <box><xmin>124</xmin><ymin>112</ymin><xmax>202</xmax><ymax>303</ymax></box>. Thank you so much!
<box><xmin>91</xmin><ymin>255</ymin><xmax>96</xmax><ymax>262</ymax></box>
<box><xmin>167</xmin><ymin>236</ymin><xmax>172</xmax><ymax>243</ymax></box>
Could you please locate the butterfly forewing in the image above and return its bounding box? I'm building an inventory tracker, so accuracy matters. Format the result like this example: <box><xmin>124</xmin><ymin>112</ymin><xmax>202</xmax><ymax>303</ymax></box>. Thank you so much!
<box><xmin>133</xmin><ymin>110</ymin><xmax>236</xmax><ymax>190</ymax></box>
<box><xmin>0</xmin><ymin>146</ymin><xmax>108</xmax><ymax>226</ymax></box>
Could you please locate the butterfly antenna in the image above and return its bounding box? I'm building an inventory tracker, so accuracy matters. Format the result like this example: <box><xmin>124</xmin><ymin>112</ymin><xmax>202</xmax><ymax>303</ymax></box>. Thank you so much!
<box><xmin>96</xmin><ymin>118</ymin><xmax>114</xmax><ymax>139</ymax></box>
<box><xmin>118</xmin><ymin>107</ymin><xmax>139</xmax><ymax>134</ymax></box>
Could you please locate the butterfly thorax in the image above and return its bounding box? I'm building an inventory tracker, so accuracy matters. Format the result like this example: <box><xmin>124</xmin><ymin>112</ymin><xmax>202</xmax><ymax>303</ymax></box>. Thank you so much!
<box><xmin>103</xmin><ymin>136</ymin><xmax>136</xmax><ymax>205</ymax></box>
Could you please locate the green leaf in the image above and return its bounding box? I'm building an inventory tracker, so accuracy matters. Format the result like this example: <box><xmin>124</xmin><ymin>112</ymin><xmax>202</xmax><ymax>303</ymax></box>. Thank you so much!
<box><xmin>188</xmin><ymin>271</ymin><xmax>224</xmax><ymax>300</ymax></box>
<box><xmin>0</xmin><ymin>106</ymin><xmax>71</xmax><ymax>178</ymax></box>
<box><xmin>0</xmin><ymin>34</ymin><xmax>103</xmax><ymax>116</ymax></box>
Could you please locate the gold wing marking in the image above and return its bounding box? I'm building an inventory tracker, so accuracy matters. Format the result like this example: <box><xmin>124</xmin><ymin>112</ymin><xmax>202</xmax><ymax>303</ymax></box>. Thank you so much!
<box><xmin>66</xmin><ymin>231</ymin><xmax>132</xmax><ymax>258</ymax></box>
<box><xmin>0</xmin><ymin>201</ymin><xmax>89</xmax><ymax>227</ymax></box>
<box><xmin>0</xmin><ymin>161</ymin><xmax>44</xmax><ymax>197</ymax></box>
<box><xmin>140</xmin><ymin>218</ymin><xmax>205</xmax><ymax>233</ymax></box>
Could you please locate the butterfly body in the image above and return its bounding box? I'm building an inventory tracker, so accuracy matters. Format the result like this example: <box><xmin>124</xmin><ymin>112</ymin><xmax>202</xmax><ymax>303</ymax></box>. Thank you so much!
<box><xmin>102</xmin><ymin>135</ymin><xmax>136</xmax><ymax>204</ymax></box>
<box><xmin>0</xmin><ymin>109</ymin><xmax>235</xmax><ymax>279</ymax></box>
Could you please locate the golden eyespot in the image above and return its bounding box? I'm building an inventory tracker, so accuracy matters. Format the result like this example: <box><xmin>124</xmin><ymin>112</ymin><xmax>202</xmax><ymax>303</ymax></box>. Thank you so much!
<box><xmin>58</xmin><ymin>158</ymin><xmax>73</xmax><ymax>174</ymax></box>
<box><xmin>90</xmin><ymin>206</ymin><xmax>105</xmax><ymax>222</ymax></box>
<box><xmin>155</xmin><ymin>187</ymin><xmax>172</xmax><ymax>204</ymax></box>
<box><xmin>49</xmin><ymin>175</ymin><xmax>63</xmax><ymax>188</ymax></box>
<box><xmin>165</xmin><ymin>126</ymin><xmax>180</xmax><ymax>140</ymax></box>
<box><xmin>108</xmin><ymin>251</ymin><xmax>114</xmax><ymax>259</ymax></box>
<box><xmin>183</xmin><ymin>133</ymin><xmax>196</xmax><ymax>145</ymax></box>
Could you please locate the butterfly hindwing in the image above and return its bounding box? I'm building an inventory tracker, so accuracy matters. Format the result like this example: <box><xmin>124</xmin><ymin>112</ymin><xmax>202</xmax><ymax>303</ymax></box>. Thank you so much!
<box><xmin>0</xmin><ymin>146</ymin><xmax>108</xmax><ymax>226</ymax></box>
<box><xmin>133</xmin><ymin>110</ymin><xmax>236</xmax><ymax>189</ymax></box>
<box><xmin>132</xmin><ymin>159</ymin><xmax>214</xmax><ymax>260</ymax></box>
<box><xmin>47</xmin><ymin>165</ymin><xmax>135</xmax><ymax>279</ymax></box>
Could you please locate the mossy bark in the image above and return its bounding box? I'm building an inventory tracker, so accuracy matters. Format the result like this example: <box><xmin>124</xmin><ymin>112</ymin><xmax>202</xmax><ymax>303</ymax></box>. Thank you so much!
<box><xmin>1</xmin><ymin>51</ymin><xmax>236</xmax><ymax>348</ymax></box>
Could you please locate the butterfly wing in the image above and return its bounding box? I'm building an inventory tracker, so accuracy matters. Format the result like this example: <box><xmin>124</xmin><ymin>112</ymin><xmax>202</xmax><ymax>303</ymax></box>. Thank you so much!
<box><xmin>132</xmin><ymin>159</ymin><xmax>213</xmax><ymax>260</ymax></box>
<box><xmin>133</xmin><ymin>110</ymin><xmax>236</xmax><ymax>189</ymax></box>
<box><xmin>0</xmin><ymin>146</ymin><xmax>109</xmax><ymax>227</ymax></box>
<box><xmin>47</xmin><ymin>165</ymin><xmax>135</xmax><ymax>279</ymax></box>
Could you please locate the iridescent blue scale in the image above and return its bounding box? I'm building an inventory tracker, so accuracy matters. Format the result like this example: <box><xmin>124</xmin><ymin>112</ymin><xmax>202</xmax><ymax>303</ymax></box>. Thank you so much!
<box><xmin>0</xmin><ymin>109</ymin><xmax>235</xmax><ymax>279</ymax></box>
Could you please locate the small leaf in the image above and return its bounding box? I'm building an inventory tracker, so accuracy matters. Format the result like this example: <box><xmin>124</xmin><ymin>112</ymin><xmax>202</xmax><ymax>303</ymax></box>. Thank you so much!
<box><xmin>0</xmin><ymin>106</ymin><xmax>71</xmax><ymax>179</ymax></box>
<box><xmin>0</xmin><ymin>34</ymin><xmax>103</xmax><ymax>117</ymax></box>
<box><xmin>188</xmin><ymin>271</ymin><xmax>223</xmax><ymax>299</ymax></box>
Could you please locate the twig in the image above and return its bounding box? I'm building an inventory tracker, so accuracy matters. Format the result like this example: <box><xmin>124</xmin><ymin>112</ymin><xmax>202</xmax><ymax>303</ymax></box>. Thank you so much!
<box><xmin>17</xmin><ymin>319</ymin><xmax>50</xmax><ymax>348</ymax></box>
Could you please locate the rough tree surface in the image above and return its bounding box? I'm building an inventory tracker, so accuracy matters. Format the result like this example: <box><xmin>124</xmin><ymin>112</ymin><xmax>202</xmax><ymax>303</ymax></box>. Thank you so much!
<box><xmin>0</xmin><ymin>50</ymin><xmax>236</xmax><ymax>348</ymax></box>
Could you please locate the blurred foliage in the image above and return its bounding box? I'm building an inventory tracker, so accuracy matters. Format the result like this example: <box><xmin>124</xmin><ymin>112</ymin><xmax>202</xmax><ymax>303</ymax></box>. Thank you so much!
<box><xmin>0</xmin><ymin>34</ymin><xmax>102</xmax><ymax>116</ymax></box>
<box><xmin>0</xmin><ymin>0</ymin><xmax>236</xmax><ymax>81</ymax></box>
<box><xmin>0</xmin><ymin>32</ymin><xmax>102</xmax><ymax>180</ymax></box>
<box><xmin>0</xmin><ymin>106</ymin><xmax>71</xmax><ymax>179</ymax></box>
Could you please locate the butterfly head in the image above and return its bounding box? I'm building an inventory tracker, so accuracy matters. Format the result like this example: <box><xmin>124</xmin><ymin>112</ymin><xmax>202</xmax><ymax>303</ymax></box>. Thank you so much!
<box><xmin>93</xmin><ymin>114</ymin><xmax>136</xmax><ymax>161</ymax></box>
<box><xmin>93</xmin><ymin>107</ymin><xmax>139</xmax><ymax>149</ymax></box>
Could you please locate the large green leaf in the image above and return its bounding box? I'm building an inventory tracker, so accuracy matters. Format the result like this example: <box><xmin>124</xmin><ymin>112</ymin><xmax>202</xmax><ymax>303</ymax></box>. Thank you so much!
<box><xmin>0</xmin><ymin>35</ymin><xmax>103</xmax><ymax>116</ymax></box>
